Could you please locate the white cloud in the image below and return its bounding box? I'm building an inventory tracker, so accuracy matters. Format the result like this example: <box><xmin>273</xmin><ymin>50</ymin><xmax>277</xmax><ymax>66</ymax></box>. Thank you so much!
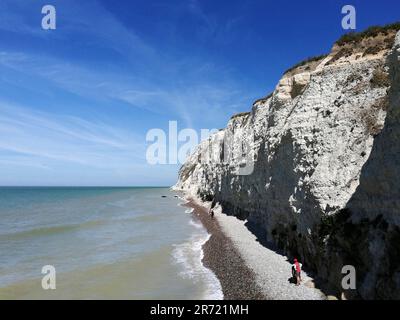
<box><xmin>0</xmin><ymin>101</ymin><xmax>145</xmax><ymax>169</ymax></box>
<box><xmin>0</xmin><ymin>0</ymin><xmax>258</xmax><ymax>185</ymax></box>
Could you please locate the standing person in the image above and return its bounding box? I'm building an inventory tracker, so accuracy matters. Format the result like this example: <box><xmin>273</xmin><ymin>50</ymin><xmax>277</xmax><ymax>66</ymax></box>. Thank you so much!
<box><xmin>210</xmin><ymin>209</ymin><xmax>214</xmax><ymax>218</ymax></box>
<box><xmin>291</xmin><ymin>264</ymin><xmax>297</xmax><ymax>283</ymax></box>
<box><xmin>292</xmin><ymin>258</ymin><xmax>302</xmax><ymax>286</ymax></box>
<box><xmin>209</xmin><ymin>199</ymin><xmax>216</xmax><ymax>219</ymax></box>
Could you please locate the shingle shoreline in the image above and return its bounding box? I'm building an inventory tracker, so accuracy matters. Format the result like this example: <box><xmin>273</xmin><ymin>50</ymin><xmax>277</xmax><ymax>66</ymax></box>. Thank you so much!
<box><xmin>184</xmin><ymin>199</ymin><xmax>267</xmax><ymax>300</ymax></box>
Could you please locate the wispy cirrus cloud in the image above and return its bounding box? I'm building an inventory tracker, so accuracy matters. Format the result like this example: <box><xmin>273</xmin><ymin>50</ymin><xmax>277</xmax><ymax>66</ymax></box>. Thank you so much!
<box><xmin>0</xmin><ymin>0</ymin><xmax>258</xmax><ymax>185</ymax></box>
<box><xmin>0</xmin><ymin>0</ymin><xmax>256</xmax><ymax>127</ymax></box>
<box><xmin>0</xmin><ymin>0</ymin><xmax>155</xmax><ymax>59</ymax></box>
<box><xmin>0</xmin><ymin>101</ymin><xmax>145</xmax><ymax>168</ymax></box>
<box><xmin>0</xmin><ymin>49</ymin><xmax>251</xmax><ymax>128</ymax></box>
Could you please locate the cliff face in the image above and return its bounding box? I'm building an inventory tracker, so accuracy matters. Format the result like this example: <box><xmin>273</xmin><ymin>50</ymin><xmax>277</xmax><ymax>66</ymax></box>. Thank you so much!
<box><xmin>175</xmin><ymin>29</ymin><xmax>400</xmax><ymax>299</ymax></box>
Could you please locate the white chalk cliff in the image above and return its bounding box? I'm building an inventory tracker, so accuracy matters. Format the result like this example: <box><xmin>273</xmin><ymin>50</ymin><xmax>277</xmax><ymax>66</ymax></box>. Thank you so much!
<box><xmin>175</xmin><ymin>27</ymin><xmax>400</xmax><ymax>299</ymax></box>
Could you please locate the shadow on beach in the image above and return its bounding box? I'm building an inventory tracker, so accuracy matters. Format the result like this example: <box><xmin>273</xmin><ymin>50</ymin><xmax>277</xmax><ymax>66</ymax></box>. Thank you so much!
<box><xmin>243</xmin><ymin>219</ymin><xmax>337</xmax><ymax>298</ymax></box>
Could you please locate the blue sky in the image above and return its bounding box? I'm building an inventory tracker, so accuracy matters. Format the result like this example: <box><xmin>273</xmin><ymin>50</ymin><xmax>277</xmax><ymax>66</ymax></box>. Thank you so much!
<box><xmin>0</xmin><ymin>0</ymin><xmax>399</xmax><ymax>186</ymax></box>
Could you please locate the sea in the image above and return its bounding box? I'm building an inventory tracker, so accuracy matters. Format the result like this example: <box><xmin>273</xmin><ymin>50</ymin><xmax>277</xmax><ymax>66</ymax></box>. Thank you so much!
<box><xmin>0</xmin><ymin>187</ymin><xmax>223</xmax><ymax>299</ymax></box>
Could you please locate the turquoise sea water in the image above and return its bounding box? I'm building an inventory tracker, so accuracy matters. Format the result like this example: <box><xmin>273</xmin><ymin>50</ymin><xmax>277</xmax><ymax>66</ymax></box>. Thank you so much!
<box><xmin>0</xmin><ymin>187</ymin><xmax>222</xmax><ymax>299</ymax></box>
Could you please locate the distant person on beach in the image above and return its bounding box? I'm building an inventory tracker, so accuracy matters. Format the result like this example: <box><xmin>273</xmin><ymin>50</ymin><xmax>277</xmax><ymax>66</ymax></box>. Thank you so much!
<box><xmin>209</xmin><ymin>199</ymin><xmax>216</xmax><ymax>218</ymax></box>
<box><xmin>291</xmin><ymin>264</ymin><xmax>296</xmax><ymax>282</ymax></box>
<box><xmin>292</xmin><ymin>258</ymin><xmax>302</xmax><ymax>286</ymax></box>
<box><xmin>209</xmin><ymin>209</ymin><xmax>214</xmax><ymax>218</ymax></box>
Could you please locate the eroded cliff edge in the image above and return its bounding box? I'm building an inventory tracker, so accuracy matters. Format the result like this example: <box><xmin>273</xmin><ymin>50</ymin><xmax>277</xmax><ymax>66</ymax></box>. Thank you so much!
<box><xmin>175</xmin><ymin>26</ymin><xmax>400</xmax><ymax>299</ymax></box>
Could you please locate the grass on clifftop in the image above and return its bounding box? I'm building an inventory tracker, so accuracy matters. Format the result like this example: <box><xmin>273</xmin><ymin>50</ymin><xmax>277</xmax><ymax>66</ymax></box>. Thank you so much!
<box><xmin>230</xmin><ymin>111</ymin><xmax>250</xmax><ymax>120</ymax></box>
<box><xmin>283</xmin><ymin>54</ymin><xmax>328</xmax><ymax>75</ymax></box>
<box><xmin>336</xmin><ymin>22</ymin><xmax>400</xmax><ymax>46</ymax></box>
<box><xmin>283</xmin><ymin>22</ymin><xmax>400</xmax><ymax>76</ymax></box>
<box><xmin>253</xmin><ymin>92</ymin><xmax>273</xmax><ymax>105</ymax></box>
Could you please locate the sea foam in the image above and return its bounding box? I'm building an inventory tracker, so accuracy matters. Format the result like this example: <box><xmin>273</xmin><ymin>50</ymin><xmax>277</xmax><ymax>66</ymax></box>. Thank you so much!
<box><xmin>172</xmin><ymin>219</ymin><xmax>223</xmax><ymax>300</ymax></box>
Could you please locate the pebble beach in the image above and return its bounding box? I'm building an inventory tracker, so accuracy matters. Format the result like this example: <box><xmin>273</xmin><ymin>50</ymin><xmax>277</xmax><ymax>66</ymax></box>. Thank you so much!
<box><xmin>185</xmin><ymin>197</ymin><xmax>327</xmax><ymax>300</ymax></box>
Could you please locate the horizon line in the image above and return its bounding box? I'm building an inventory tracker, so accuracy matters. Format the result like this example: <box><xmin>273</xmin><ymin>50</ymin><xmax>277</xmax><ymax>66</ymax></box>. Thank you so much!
<box><xmin>0</xmin><ymin>185</ymin><xmax>172</xmax><ymax>188</ymax></box>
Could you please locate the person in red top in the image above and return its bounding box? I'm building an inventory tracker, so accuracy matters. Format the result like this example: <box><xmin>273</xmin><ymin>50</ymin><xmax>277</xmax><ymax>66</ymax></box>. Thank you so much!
<box><xmin>292</xmin><ymin>258</ymin><xmax>302</xmax><ymax>286</ymax></box>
